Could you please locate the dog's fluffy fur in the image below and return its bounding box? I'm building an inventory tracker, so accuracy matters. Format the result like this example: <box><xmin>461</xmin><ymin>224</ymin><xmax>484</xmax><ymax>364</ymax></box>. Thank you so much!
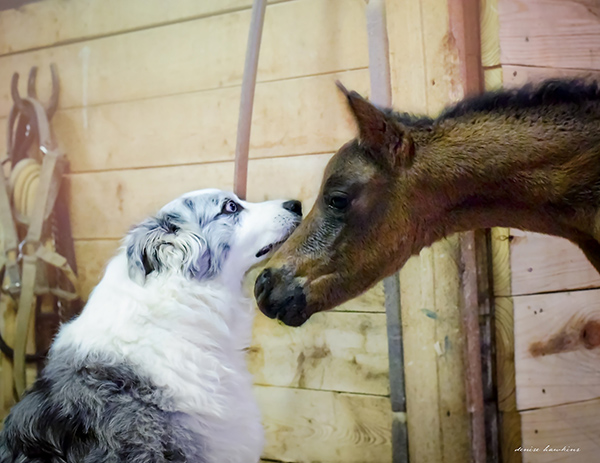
<box><xmin>0</xmin><ymin>189</ymin><xmax>301</xmax><ymax>463</ymax></box>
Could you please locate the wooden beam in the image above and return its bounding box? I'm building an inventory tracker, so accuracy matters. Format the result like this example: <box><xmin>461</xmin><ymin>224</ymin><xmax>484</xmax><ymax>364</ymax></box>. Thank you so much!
<box><xmin>509</xmin><ymin>230</ymin><xmax>600</xmax><ymax>296</ymax></box>
<box><xmin>499</xmin><ymin>0</ymin><xmax>600</xmax><ymax>70</ymax></box>
<box><xmin>255</xmin><ymin>385</ymin><xmax>392</xmax><ymax>463</ymax></box>
<box><xmin>73</xmin><ymin>240</ymin><xmax>121</xmax><ymax>298</ymax></box>
<box><xmin>503</xmin><ymin>65</ymin><xmax>600</xmax><ymax>88</ymax></box>
<box><xmin>480</xmin><ymin>0</ymin><xmax>501</xmax><ymax>68</ymax></box>
<box><xmin>0</xmin><ymin>0</ymin><xmax>289</xmax><ymax>56</ymax></box>
<box><xmin>492</xmin><ymin>225</ymin><xmax>523</xmax><ymax>463</ymax></box>
<box><xmin>67</xmin><ymin>153</ymin><xmax>333</xmax><ymax>240</ymax></box>
<box><xmin>513</xmin><ymin>289</ymin><xmax>600</xmax><ymax>410</ymax></box>
<box><xmin>520</xmin><ymin>398</ymin><xmax>600</xmax><ymax>463</ymax></box>
<box><xmin>484</xmin><ymin>67</ymin><xmax>503</xmax><ymax>91</ymax></box>
<box><xmin>387</xmin><ymin>0</ymin><xmax>476</xmax><ymax>460</ymax></box>
<box><xmin>0</xmin><ymin>70</ymin><xmax>368</xmax><ymax>174</ymax></box>
<box><xmin>495</xmin><ymin>296</ymin><xmax>523</xmax><ymax>463</ymax></box>
<box><xmin>448</xmin><ymin>0</ymin><xmax>488</xmax><ymax>460</ymax></box>
<box><xmin>491</xmin><ymin>227</ymin><xmax>512</xmax><ymax>297</ymax></box>
<box><xmin>249</xmin><ymin>311</ymin><xmax>389</xmax><ymax>395</ymax></box>
<box><xmin>67</xmin><ymin>162</ymin><xmax>235</xmax><ymax>240</ymax></box>
<box><xmin>0</xmin><ymin>0</ymin><xmax>369</xmax><ymax>118</ymax></box>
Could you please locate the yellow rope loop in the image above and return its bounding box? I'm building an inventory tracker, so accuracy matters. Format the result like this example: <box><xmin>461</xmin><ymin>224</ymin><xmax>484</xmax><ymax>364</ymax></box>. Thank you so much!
<box><xmin>9</xmin><ymin>158</ymin><xmax>41</xmax><ymax>221</ymax></box>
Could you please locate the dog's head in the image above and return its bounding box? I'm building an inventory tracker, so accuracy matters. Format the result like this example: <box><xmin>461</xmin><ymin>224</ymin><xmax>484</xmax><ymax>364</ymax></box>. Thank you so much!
<box><xmin>125</xmin><ymin>189</ymin><xmax>302</xmax><ymax>285</ymax></box>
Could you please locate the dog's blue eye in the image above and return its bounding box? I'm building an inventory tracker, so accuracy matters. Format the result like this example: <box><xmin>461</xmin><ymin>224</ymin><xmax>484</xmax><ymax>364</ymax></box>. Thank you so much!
<box><xmin>223</xmin><ymin>200</ymin><xmax>239</xmax><ymax>214</ymax></box>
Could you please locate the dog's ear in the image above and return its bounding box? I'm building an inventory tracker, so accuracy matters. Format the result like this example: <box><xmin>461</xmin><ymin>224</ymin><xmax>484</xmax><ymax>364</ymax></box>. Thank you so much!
<box><xmin>126</xmin><ymin>216</ymin><xmax>168</xmax><ymax>285</ymax></box>
<box><xmin>336</xmin><ymin>81</ymin><xmax>414</xmax><ymax>169</ymax></box>
<box><xmin>125</xmin><ymin>213</ymin><xmax>186</xmax><ymax>285</ymax></box>
<box><xmin>126</xmin><ymin>212</ymin><xmax>217</xmax><ymax>285</ymax></box>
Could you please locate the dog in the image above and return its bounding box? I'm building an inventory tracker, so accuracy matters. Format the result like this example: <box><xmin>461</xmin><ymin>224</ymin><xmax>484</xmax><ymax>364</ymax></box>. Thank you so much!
<box><xmin>0</xmin><ymin>189</ymin><xmax>302</xmax><ymax>463</ymax></box>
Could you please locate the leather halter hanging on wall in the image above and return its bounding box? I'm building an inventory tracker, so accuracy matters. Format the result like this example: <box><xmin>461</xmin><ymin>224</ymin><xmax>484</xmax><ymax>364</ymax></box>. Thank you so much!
<box><xmin>0</xmin><ymin>65</ymin><xmax>81</xmax><ymax>404</ymax></box>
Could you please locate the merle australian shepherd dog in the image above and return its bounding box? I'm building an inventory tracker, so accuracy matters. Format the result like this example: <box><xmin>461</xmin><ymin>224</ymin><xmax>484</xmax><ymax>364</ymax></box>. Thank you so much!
<box><xmin>0</xmin><ymin>189</ymin><xmax>302</xmax><ymax>463</ymax></box>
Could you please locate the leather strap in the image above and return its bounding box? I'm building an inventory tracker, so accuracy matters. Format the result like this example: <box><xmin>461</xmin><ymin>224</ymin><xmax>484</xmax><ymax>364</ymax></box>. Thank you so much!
<box><xmin>13</xmin><ymin>150</ymin><xmax>65</xmax><ymax>395</ymax></box>
<box><xmin>0</xmin><ymin>292</ymin><xmax>16</xmax><ymax>413</ymax></box>
<box><xmin>0</xmin><ymin>143</ymin><xmax>21</xmax><ymax>297</ymax></box>
<box><xmin>12</xmin><ymin>97</ymin><xmax>66</xmax><ymax>395</ymax></box>
<box><xmin>36</xmin><ymin>246</ymin><xmax>80</xmax><ymax>298</ymax></box>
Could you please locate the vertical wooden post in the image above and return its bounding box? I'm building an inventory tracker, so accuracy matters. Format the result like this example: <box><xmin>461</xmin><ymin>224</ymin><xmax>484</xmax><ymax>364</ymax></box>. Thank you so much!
<box><xmin>481</xmin><ymin>0</ymin><xmax>523</xmax><ymax>458</ymax></box>
<box><xmin>447</xmin><ymin>1</ymin><xmax>491</xmax><ymax>462</ymax></box>
<box><xmin>365</xmin><ymin>3</ymin><xmax>409</xmax><ymax>462</ymax></box>
<box><xmin>385</xmin><ymin>0</ymin><xmax>488</xmax><ymax>461</ymax></box>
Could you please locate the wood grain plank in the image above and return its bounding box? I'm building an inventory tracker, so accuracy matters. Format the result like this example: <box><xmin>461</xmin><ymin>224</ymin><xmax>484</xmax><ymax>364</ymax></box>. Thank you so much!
<box><xmin>255</xmin><ymin>385</ymin><xmax>392</xmax><ymax>463</ymax></box>
<box><xmin>509</xmin><ymin>230</ymin><xmax>600</xmax><ymax>296</ymax></box>
<box><xmin>480</xmin><ymin>0</ymin><xmax>501</xmax><ymax>68</ymax></box>
<box><xmin>496</xmin><ymin>294</ymin><xmax>523</xmax><ymax>462</ymax></box>
<box><xmin>486</xmin><ymin>66</ymin><xmax>522</xmax><ymax>463</ymax></box>
<box><xmin>0</xmin><ymin>0</ymin><xmax>288</xmax><ymax>56</ymax></box>
<box><xmin>68</xmin><ymin>161</ymin><xmax>234</xmax><ymax>240</ymax></box>
<box><xmin>501</xmin><ymin>411</ymin><xmax>524</xmax><ymax>463</ymax></box>
<box><xmin>74</xmin><ymin>239</ymin><xmax>120</xmax><ymax>299</ymax></box>
<box><xmin>388</xmin><ymin>0</ymin><xmax>473</xmax><ymax>460</ymax></box>
<box><xmin>513</xmin><ymin>289</ymin><xmax>600</xmax><ymax>410</ymax></box>
<box><xmin>520</xmin><ymin>398</ymin><xmax>600</xmax><ymax>462</ymax></box>
<box><xmin>0</xmin><ymin>70</ymin><xmax>368</xmax><ymax>174</ymax></box>
<box><xmin>67</xmin><ymin>145</ymin><xmax>331</xmax><ymax>243</ymax></box>
<box><xmin>249</xmin><ymin>312</ymin><xmax>389</xmax><ymax>395</ymax></box>
<box><xmin>491</xmin><ymin>227</ymin><xmax>512</xmax><ymax>297</ymax></box>
<box><xmin>399</xmin><ymin>237</ymin><xmax>472</xmax><ymax>463</ymax></box>
<box><xmin>0</xmin><ymin>0</ymin><xmax>369</xmax><ymax>118</ymax></box>
<box><xmin>333</xmin><ymin>280</ymin><xmax>385</xmax><ymax>313</ymax></box>
<box><xmin>484</xmin><ymin>66</ymin><xmax>503</xmax><ymax>91</ymax></box>
<box><xmin>499</xmin><ymin>0</ymin><xmax>600</xmax><ymax>70</ymax></box>
<box><xmin>495</xmin><ymin>296</ymin><xmax>517</xmax><ymax>412</ymax></box>
<box><xmin>503</xmin><ymin>65</ymin><xmax>600</xmax><ymax>88</ymax></box>
<box><xmin>245</xmin><ymin>153</ymin><xmax>332</xmax><ymax>208</ymax></box>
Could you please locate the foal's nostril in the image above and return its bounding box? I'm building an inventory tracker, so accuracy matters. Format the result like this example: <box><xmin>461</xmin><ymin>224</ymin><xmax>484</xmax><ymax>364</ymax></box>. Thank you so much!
<box><xmin>282</xmin><ymin>200</ymin><xmax>302</xmax><ymax>217</ymax></box>
<box><xmin>254</xmin><ymin>268</ymin><xmax>273</xmax><ymax>298</ymax></box>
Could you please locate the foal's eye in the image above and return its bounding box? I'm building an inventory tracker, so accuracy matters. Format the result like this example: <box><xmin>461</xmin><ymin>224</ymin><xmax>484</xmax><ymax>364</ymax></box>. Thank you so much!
<box><xmin>327</xmin><ymin>194</ymin><xmax>349</xmax><ymax>211</ymax></box>
<box><xmin>222</xmin><ymin>200</ymin><xmax>239</xmax><ymax>214</ymax></box>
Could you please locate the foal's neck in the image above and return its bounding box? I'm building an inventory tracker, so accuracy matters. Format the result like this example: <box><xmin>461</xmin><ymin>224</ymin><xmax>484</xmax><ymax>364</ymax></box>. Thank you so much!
<box><xmin>409</xmin><ymin>119</ymin><xmax>600</xmax><ymax>245</ymax></box>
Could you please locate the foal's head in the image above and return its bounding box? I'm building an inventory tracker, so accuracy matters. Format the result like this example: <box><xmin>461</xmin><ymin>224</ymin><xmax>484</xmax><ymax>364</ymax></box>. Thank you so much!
<box><xmin>255</xmin><ymin>84</ymin><xmax>423</xmax><ymax>326</ymax></box>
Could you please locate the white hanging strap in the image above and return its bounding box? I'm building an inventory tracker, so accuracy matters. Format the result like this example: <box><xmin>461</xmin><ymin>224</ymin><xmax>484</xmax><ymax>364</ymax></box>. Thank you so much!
<box><xmin>234</xmin><ymin>0</ymin><xmax>267</xmax><ymax>200</ymax></box>
<box><xmin>365</xmin><ymin>2</ymin><xmax>409</xmax><ymax>463</ymax></box>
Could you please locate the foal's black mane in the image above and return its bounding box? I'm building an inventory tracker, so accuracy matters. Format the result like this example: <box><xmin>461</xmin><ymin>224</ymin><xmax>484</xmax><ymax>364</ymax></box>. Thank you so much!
<box><xmin>385</xmin><ymin>79</ymin><xmax>600</xmax><ymax>128</ymax></box>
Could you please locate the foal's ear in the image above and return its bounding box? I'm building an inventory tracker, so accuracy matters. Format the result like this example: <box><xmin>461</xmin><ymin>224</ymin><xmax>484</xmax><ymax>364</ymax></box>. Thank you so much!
<box><xmin>336</xmin><ymin>81</ymin><xmax>414</xmax><ymax>169</ymax></box>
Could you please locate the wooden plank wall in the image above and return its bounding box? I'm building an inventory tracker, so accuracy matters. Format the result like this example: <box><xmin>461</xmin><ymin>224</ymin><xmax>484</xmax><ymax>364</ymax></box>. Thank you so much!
<box><xmin>0</xmin><ymin>1</ymin><xmax>393</xmax><ymax>462</ymax></box>
<box><xmin>491</xmin><ymin>0</ymin><xmax>600</xmax><ymax>461</ymax></box>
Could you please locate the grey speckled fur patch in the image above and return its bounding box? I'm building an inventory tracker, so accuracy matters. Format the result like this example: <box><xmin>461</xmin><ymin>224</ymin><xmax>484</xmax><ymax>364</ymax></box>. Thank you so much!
<box><xmin>0</xmin><ymin>347</ymin><xmax>207</xmax><ymax>463</ymax></box>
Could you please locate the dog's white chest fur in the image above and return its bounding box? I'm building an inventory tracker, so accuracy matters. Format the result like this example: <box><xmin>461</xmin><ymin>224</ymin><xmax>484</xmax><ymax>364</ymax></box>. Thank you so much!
<box><xmin>53</xmin><ymin>253</ymin><xmax>264</xmax><ymax>463</ymax></box>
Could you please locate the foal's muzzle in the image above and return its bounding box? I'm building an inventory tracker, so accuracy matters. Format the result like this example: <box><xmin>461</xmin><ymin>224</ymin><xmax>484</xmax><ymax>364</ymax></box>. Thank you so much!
<box><xmin>254</xmin><ymin>267</ymin><xmax>309</xmax><ymax>327</ymax></box>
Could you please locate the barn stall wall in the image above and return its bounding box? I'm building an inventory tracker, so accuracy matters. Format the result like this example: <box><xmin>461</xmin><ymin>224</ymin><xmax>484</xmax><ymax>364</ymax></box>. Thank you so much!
<box><xmin>1</xmin><ymin>0</ymin><xmax>599</xmax><ymax>462</ymax></box>
<box><xmin>488</xmin><ymin>0</ymin><xmax>600</xmax><ymax>462</ymax></box>
<box><xmin>0</xmin><ymin>1</ymin><xmax>392</xmax><ymax>462</ymax></box>
<box><xmin>0</xmin><ymin>0</ymin><xmax>487</xmax><ymax>460</ymax></box>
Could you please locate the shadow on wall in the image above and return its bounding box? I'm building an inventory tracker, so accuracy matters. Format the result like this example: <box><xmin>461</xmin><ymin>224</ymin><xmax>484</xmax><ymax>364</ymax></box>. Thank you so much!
<box><xmin>0</xmin><ymin>0</ymin><xmax>41</xmax><ymax>12</ymax></box>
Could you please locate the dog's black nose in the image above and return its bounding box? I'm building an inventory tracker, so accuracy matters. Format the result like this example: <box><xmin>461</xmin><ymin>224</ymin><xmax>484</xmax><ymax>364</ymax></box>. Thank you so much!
<box><xmin>282</xmin><ymin>200</ymin><xmax>302</xmax><ymax>217</ymax></box>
